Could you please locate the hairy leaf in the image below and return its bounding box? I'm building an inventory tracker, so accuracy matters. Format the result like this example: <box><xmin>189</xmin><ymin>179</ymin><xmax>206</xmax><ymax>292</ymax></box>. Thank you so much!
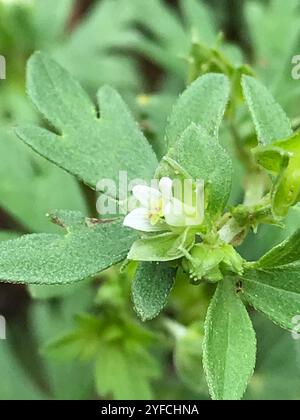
<box><xmin>203</xmin><ymin>278</ymin><xmax>256</xmax><ymax>400</ymax></box>
<box><xmin>132</xmin><ymin>262</ymin><xmax>176</xmax><ymax>321</ymax></box>
<box><xmin>242</xmin><ymin>75</ymin><xmax>292</xmax><ymax>145</ymax></box>
<box><xmin>16</xmin><ymin>52</ymin><xmax>157</xmax><ymax>192</ymax></box>
<box><xmin>158</xmin><ymin>124</ymin><xmax>232</xmax><ymax>218</ymax></box>
<box><xmin>243</xmin><ymin>231</ymin><xmax>300</xmax><ymax>330</ymax></box>
<box><xmin>0</xmin><ymin>211</ymin><xmax>137</xmax><ymax>284</ymax></box>
<box><xmin>256</xmin><ymin>229</ymin><xmax>300</xmax><ymax>268</ymax></box>
<box><xmin>242</xmin><ymin>267</ymin><xmax>300</xmax><ymax>331</ymax></box>
<box><xmin>166</xmin><ymin>73</ymin><xmax>230</xmax><ymax>146</ymax></box>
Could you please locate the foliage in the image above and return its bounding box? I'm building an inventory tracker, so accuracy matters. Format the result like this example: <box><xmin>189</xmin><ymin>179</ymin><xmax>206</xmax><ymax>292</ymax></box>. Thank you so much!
<box><xmin>1</xmin><ymin>0</ymin><xmax>300</xmax><ymax>401</ymax></box>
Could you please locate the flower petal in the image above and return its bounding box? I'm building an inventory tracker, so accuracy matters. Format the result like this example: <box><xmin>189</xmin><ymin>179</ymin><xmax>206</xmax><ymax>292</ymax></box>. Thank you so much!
<box><xmin>159</xmin><ymin>177</ymin><xmax>173</xmax><ymax>202</ymax></box>
<box><xmin>165</xmin><ymin>198</ymin><xmax>204</xmax><ymax>227</ymax></box>
<box><xmin>132</xmin><ymin>185</ymin><xmax>161</xmax><ymax>209</ymax></box>
<box><xmin>123</xmin><ymin>208</ymin><xmax>165</xmax><ymax>232</ymax></box>
<box><xmin>164</xmin><ymin>199</ymin><xmax>187</xmax><ymax>227</ymax></box>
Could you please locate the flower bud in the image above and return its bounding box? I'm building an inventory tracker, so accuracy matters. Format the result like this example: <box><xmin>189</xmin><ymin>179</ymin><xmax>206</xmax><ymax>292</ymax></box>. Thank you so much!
<box><xmin>183</xmin><ymin>243</ymin><xmax>244</xmax><ymax>283</ymax></box>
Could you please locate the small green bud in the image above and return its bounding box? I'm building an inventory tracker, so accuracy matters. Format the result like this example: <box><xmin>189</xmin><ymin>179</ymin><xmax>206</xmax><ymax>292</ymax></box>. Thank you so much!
<box><xmin>253</xmin><ymin>132</ymin><xmax>300</xmax><ymax>218</ymax></box>
<box><xmin>183</xmin><ymin>243</ymin><xmax>244</xmax><ymax>283</ymax></box>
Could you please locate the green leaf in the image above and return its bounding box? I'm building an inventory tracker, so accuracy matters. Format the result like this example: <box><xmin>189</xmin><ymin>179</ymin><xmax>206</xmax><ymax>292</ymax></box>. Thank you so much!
<box><xmin>16</xmin><ymin>52</ymin><xmax>157</xmax><ymax>191</ymax></box>
<box><xmin>203</xmin><ymin>278</ymin><xmax>256</xmax><ymax>400</ymax></box>
<box><xmin>158</xmin><ymin>124</ymin><xmax>232</xmax><ymax>218</ymax></box>
<box><xmin>242</xmin><ymin>75</ymin><xmax>292</xmax><ymax>145</ymax></box>
<box><xmin>128</xmin><ymin>230</ymin><xmax>195</xmax><ymax>262</ymax></box>
<box><xmin>0</xmin><ymin>211</ymin><xmax>137</xmax><ymax>284</ymax></box>
<box><xmin>242</xmin><ymin>268</ymin><xmax>300</xmax><ymax>331</ymax></box>
<box><xmin>166</xmin><ymin>73</ymin><xmax>230</xmax><ymax>146</ymax></box>
<box><xmin>256</xmin><ymin>229</ymin><xmax>300</xmax><ymax>268</ymax></box>
<box><xmin>132</xmin><ymin>262</ymin><xmax>176</xmax><ymax>321</ymax></box>
<box><xmin>242</xmin><ymin>232</ymin><xmax>300</xmax><ymax>330</ymax></box>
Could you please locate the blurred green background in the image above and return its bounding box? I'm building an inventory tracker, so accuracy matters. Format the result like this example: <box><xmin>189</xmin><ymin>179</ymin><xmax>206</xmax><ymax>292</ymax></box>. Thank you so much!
<box><xmin>0</xmin><ymin>0</ymin><xmax>300</xmax><ymax>400</ymax></box>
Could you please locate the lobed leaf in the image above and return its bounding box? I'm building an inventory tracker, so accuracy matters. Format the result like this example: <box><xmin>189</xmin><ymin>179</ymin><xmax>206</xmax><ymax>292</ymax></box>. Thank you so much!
<box><xmin>16</xmin><ymin>52</ymin><xmax>157</xmax><ymax>193</ymax></box>
<box><xmin>0</xmin><ymin>211</ymin><xmax>137</xmax><ymax>285</ymax></box>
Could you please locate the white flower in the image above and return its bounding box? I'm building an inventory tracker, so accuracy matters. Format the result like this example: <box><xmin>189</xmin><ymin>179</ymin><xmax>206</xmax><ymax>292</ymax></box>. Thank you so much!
<box><xmin>123</xmin><ymin>178</ymin><xmax>171</xmax><ymax>232</ymax></box>
<box><xmin>123</xmin><ymin>177</ymin><xmax>205</xmax><ymax>232</ymax></box>
<box><xmin>164</xmin><ymin>181</ymin><xmax>205</xmax><ymax>227</ymax></box>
